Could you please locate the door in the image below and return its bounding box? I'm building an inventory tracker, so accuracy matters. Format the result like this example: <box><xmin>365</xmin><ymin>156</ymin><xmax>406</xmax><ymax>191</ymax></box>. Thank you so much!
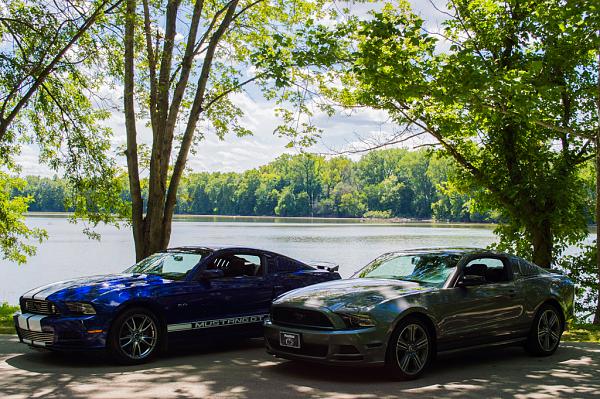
<box><xmin>167</xmin><ymin>251</ymin><xmax>273</xmax><ymax>338</ymax></box>
<box><xmin>437</xmin><ymin>256</ymin><xmax>524</xmax><ymax>349</ymax></box>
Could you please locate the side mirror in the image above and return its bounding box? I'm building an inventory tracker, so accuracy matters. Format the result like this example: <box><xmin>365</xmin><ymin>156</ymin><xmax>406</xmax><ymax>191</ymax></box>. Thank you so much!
<box><xmin>457</xmin><ymin>274</ymin><xmax>486</xmax><ymax>287</ymax></box>
<box><xmin>195</xmin><ymin>269</ymin><xmax>224</xmax><ymax>281</ymax></box>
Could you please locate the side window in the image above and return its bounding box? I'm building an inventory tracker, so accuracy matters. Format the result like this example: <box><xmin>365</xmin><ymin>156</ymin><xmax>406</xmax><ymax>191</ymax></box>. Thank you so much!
<box><xmin>463</xmin><ymin>257</ymin><xmax>511</xmax><ymax>284</ymax></box>
<box><xmin>273</xmin><ymin>257</ymin><xmax>306</xmax><ymax>273</ymax></box>
<box><xmin>207</xmin><ymin>253</ymin><xmax>264</xmax><ymax>277</ymax></box>
<box><xmin>161</xmin><ymin>253</ymin><xmax>203</xmax><ymax>274</ymax></box>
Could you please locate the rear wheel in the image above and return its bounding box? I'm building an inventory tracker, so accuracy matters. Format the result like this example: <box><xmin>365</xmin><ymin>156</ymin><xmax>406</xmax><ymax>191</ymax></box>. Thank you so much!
<box><xmin>385</xmin><ymin>317</ymin><xmax>433</xmax><ymax>380</ymax></box>
<box><xmin>526</xmin><ymin>304</ymin><xmax>563</xmax><ymax>356</ymax></box>
<box><xmin>108</xmin><ymin>307</ymin><xmax>161</xmax><ymax>364</ymax></box>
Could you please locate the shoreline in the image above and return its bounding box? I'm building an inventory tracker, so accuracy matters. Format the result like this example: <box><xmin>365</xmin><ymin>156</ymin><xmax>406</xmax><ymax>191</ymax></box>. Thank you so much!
<box><xmin>25</xmin><ymin>211</ymin><xmax>498</xmax><ymax>228</ymax></box>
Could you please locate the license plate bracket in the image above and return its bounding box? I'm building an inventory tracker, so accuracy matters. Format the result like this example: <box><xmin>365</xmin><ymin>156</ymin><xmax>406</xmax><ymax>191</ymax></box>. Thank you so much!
<box><xmin>279</xmin><ymin>331</ymin><xmax>301</xmax><ymax>348</ymax></box>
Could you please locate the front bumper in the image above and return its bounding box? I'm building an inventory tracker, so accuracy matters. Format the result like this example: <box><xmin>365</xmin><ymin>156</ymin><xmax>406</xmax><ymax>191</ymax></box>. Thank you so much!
<box><xmin>264</xmin><ymin>319</ymin><xmax>387</xmax><ymax>366</ymax></box>
<box><xmin>14</xmin><ymin>313</ymin><xmax>109</xmax><ymax>351</ymax></box>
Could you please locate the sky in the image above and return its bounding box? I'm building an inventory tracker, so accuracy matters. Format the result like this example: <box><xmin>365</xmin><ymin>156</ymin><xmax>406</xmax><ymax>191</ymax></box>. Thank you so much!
<box><xmin>16</xmin><ymin>1</ymin><xmax>448</xmax><ymax>176</ymax></box>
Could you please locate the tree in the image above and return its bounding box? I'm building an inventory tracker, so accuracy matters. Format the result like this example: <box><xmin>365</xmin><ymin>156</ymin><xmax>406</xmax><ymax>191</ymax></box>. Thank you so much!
<box><xmin>0</xmin><ymin>173</ymin><xmax>46</xmax><ymax>264</ymax></box>
<box><xmin>306</xmin><ymin>0</ymin><xmax>599</xmax><ymax>268</ymax></box>
<box><xmin>121</xmin><ymin>0</ymin><xmax>343</xmax><ymax>260</ymax></box>
<box><xmin>0</xmin><ymin>0</ymin><xmax>122</xmax><ymax>139</ymax></box>
<box><xmin>0</xmin><ymin>0</ymin><xmax>129</xmax><ymax>262</ymax></box>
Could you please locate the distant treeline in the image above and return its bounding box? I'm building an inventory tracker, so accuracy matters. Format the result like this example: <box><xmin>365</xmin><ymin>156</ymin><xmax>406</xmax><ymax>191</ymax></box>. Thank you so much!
<box><xmin>14</xmin><ymin>149</ymin><xmax>509</xmax><ymax>221</ymax></box>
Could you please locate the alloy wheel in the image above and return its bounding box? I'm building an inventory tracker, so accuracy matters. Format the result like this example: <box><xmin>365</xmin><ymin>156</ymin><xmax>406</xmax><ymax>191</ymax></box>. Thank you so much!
<box><xmin>118</xmin><ymin>314</ymin><xmax>158</xmax><ymax>360</ymax></box>
<box><xmin>537</xmin><ymin>309</ymin><xmax>560</xmax><ymax>352</ymax></box>
<box><xmin>395</xmin><ymin>323</ymin><xmax>429</xmax><ymax>375</ymax></box>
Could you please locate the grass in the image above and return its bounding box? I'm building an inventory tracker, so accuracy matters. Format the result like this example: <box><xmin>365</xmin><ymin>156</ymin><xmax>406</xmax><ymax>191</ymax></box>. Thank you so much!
<box><xmin>564</xmin><ymin>323</ymin><xmax>600</xmax><ymax>343</ymax></box>
<box><xmin>0</xmin><ymin>303</ymin><xmax>18</xmax><ymax>334</ymax></box>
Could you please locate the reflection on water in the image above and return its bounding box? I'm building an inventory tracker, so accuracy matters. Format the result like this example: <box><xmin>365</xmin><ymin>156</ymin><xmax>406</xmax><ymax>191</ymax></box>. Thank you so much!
<box><xmin>0</xmin><ymin>216</ymin><xmax>594</xmax><ymax>305</ymax></box>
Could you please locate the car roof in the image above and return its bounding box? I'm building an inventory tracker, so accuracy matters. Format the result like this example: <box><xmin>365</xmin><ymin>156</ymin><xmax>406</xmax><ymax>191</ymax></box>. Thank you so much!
<box><xmin>165</xmin><ymin>245</ymin><xmax>282</xmax><ymax>256</ymax></box>
<box><xmin>388</xmin><ymin>247</ymin><xmax>507</xmax><ymax>257</ymax></box>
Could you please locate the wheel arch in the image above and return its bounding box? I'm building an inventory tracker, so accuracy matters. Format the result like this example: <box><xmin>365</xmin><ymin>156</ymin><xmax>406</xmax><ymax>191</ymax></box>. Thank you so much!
<box><xmin>389</xmin><ymin>309</ymin><xmax>438</xmax><ymax>354</ymax></box>
<box><xmin>110</xmin><ymin>299</ymin><xmax>169</xmax><ymax>351</ymax></box>
<box><xmin>536</xmin><ymin>297</ymin><xmax>566</xmax><ymax>326</ymax></box>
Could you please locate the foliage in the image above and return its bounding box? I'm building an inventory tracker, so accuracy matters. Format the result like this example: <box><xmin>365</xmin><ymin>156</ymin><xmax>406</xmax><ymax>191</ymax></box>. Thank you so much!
<box><xmin>363</xmin><ymin>210</ymin><xmax>392</xmax><ymax>219</ymax></box>
<box><xmin>0</xmin><ymin>173</ymin><xmax>47</xmax><ymax>264</ymax></box>
<box><xmin>296</xmin><ymin>0</ymin><xmax>600</xmax><ymax>268</ymax></box>
<box><xmin>563</xmin><ymin>323</ymin><xmax>600</xmax><ymax>343</ymax></box>
<box><xmin>117</xmin><ymin>0</ymin><xmax>371</xmax><ymax>259</ymax></box>
<box><xmin>18</xmin><ymin>149</ymin><xmax>493</xmax><ymax>221</ymax></box>
<box><xmin>0</xmin><ymin>302</ymin><xmax>18</xmax><ymax>334</ymax></box>
<box><xmin>557</xmin><ymin>244</ymin><xmax>598</xmax><ymax>322</ymax></box>
<box><xmin>0</xmin><ymin>0</ymin><xmax>129</xmax><ymax>261</ymax></box>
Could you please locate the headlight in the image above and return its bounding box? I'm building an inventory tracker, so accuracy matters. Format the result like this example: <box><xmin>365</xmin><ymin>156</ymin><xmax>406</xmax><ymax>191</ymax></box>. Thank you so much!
<box><xmin>336</xmin><ymin>313</ymin><xmax>375</xmax><ymax>329</ymax></box>
<box><xmin>65</xmin><ymin>302</ymin><xmax>96</xmax><ymax>315</ymax></box>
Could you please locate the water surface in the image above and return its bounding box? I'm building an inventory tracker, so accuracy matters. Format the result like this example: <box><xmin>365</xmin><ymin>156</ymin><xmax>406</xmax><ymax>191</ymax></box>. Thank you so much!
<box><xmin>0</xmin><ymin>216</ymin><xmax>502</xmax><ymax>304</ymax></box>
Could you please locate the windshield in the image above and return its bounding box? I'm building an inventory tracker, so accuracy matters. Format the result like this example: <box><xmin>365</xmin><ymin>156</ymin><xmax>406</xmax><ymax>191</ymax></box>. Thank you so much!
<box><xmin>356</xmin><ymin>252</ymin><xmax>462</xmax><ymax>287</ymax></box>
<box><xmin>123</xmin><ymin>251</ymin><xmax>210</xmax><ymax>280</ymax></box>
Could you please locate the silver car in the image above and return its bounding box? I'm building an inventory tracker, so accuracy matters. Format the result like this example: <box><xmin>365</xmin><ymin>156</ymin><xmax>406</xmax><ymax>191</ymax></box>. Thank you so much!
<box><xmin>264</xmin><ymin>248</ymin><xmax>574</xmax><ymax>379</ymax></box>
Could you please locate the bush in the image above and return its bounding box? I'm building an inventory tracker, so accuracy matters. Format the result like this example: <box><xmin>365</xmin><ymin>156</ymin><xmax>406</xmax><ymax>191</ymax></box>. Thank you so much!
<box><xmin>363</xmin><ymin>210</ymin><xmax>392</xmax><ymax>219</ymax></box>
<box><xmin>556</xmin><ymin>243</ymin><xmax>599</xmax><ymax>322</ymax></box>
<box><xmin>0</xmin><ymin>302</ymin><xmax>18</xmax><ymax>334</ymax></box>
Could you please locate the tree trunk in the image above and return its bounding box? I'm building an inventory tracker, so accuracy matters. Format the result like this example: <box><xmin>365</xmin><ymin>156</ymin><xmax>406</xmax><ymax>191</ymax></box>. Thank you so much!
<box><xmin>594</xmin><ymin>39</ymin><xmax>600</xmax><ymax>325</ymax></box>
<box><xmin>123</xmin><ymin>0</ymin><xmax>146</xmax><ymax>261</ymax></box>
<box><xmin>594</xmin><ymin>133</ymin><xmax>600</xmax><ymax>324</ymax></box>
<box><xmin>124</xmin><ymin>0</ymin><xmax>241</xmax><ymax>261</ymax></box>
<box><xmin>531</xmin><ymin>219</ymin><xmax>553</xmax><ymax>268</ymax></box>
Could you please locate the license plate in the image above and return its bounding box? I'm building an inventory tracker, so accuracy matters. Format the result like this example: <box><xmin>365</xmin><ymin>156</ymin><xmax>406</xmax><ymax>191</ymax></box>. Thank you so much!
<box><xmin>279</xmin><ymin>331</ymin><xmax>301</xmax><ymax>348</ymax></box>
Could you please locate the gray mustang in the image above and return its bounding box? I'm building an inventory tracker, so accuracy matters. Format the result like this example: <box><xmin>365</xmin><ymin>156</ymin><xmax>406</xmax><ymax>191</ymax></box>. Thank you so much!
<box><xmin>264</xmin><ymin>248</ymin><xmax>574</xmax><ymax>379</ymax></box>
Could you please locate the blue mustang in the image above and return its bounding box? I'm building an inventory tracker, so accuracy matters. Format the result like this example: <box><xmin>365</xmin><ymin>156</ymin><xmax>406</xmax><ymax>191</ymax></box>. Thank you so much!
<box><xmin>14</xmin><ymin>246</ymin><xmax>340</xmax><ymax>364</ymax></box>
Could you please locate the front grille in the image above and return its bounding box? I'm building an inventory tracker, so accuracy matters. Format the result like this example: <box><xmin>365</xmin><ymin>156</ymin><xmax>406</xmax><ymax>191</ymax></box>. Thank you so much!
<box><xmin>267</xmin><ymin>338</ymin><xmax>328</xmax><ymax>357</ymax></box>
<box><xmin>22</xmin><ymin>299</ymin><xmax>59</xmax><ymax>315</ymax></box>
<box><xmin>271</xmin><ymin>307</ymin><xmax>333</xmax><ymax>329</ymax></box>
<box><xmin>18</xmin><ymin>328</ymin><xmax>54</xmax><ymax>344</ymax></box>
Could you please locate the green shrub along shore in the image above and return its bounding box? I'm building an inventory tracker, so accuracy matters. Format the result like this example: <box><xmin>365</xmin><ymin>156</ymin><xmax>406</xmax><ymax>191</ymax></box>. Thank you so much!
<box><xmin>0</xmin><ymin>303</ymin><xmax>18</xmax><ymax>334</ymax></box>
<box><xmin>0</xmin><ymin>302</ymin><xmax>598</xmax><ymax>342</ymax></box>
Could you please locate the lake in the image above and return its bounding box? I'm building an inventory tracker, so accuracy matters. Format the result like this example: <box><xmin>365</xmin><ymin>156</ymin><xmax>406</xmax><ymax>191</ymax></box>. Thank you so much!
<box><xmin>0</xmin><ymin>215</ymin><xmax>593</xmax><ymax>305</ymax></box>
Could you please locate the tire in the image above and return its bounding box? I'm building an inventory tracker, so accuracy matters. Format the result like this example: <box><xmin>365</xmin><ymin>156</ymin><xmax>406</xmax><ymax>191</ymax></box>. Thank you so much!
<box><xmin>526</xmin><ymin>304</ymin><xmax>563</xmax><ymax>356</ymax></box>
<box><xmin>107</xmin><ymin>307</ymin><xmax>162</xmax><ymax>365</ymax></box>
<box><xmin>385</xmin><ymin>317</ymin><xmax>433</xmax><ymax>380</ymax></box>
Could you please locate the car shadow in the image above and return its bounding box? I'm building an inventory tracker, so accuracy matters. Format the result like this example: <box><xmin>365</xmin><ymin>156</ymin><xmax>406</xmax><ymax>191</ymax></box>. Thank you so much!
<box><xmin>2</xmin><ymin>335</ymin><xmax>599</xmax><ymax>398</ymax></box>
<box><xmin>4</xmin><ymin>337</ymin><xmax>266</xmax><ymax>375</ymax></box>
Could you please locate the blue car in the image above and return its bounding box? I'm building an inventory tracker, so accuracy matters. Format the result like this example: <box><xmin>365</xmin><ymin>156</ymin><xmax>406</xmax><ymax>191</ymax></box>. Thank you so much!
<box><xmin>14</xmin><ymin>246</ymin><xmax>341</xmax><ymax>364</ymax></box>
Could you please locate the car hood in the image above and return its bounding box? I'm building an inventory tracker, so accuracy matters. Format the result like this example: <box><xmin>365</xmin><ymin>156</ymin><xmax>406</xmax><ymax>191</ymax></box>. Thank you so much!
<box><xmin>22</xmin><ymin>274</ymin><xmax>170</xmax><ymax>302</ymax></box>
<box><xmin>273</xmin><ymin>278</ymin><xmax>433</xmax><ymax>311</ymax></box>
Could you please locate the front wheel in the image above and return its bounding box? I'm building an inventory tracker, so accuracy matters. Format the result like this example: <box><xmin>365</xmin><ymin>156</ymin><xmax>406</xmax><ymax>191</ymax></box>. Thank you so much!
<box><xmin>526</xmin><ymin>304</ymin><xmax>563</xmax><ymax>356</ymax></box>
<box><xmin>108</xmin><ymin>307</ymin><xmax>161</xmax><ymax>364</ymax></box>
<box><xmin>385</xmin><ymin>317</ymin><xmax>433</xmax><ymax>380</ymax></box>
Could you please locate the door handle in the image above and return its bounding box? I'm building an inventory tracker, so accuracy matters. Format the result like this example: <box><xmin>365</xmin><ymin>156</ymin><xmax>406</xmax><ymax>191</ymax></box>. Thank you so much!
<box><xmin>505</xmin><ymin>289</ymin><xmax>517</xmax><ymax>298</ymax></box>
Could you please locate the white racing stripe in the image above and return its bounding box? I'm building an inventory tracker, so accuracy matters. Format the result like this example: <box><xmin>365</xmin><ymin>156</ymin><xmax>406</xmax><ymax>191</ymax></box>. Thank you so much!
<box><xmin>17</xmin><ymin>313</ymin><xmax>31</xmax><ymax>330</ymax></box>
<box><xmin>32</xmin><ymin>279</ymin><xmax>77</xmax><ymax>300</ymax></box>
<box><xmin>16</xmin><ymin>313</ymin><xmax>47</xmax><ymax>332</ymax></box>
<box><xmin>27</xmin><ymin>315</ymin><xmax>46</xmax><ymax>332</ymax></box>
